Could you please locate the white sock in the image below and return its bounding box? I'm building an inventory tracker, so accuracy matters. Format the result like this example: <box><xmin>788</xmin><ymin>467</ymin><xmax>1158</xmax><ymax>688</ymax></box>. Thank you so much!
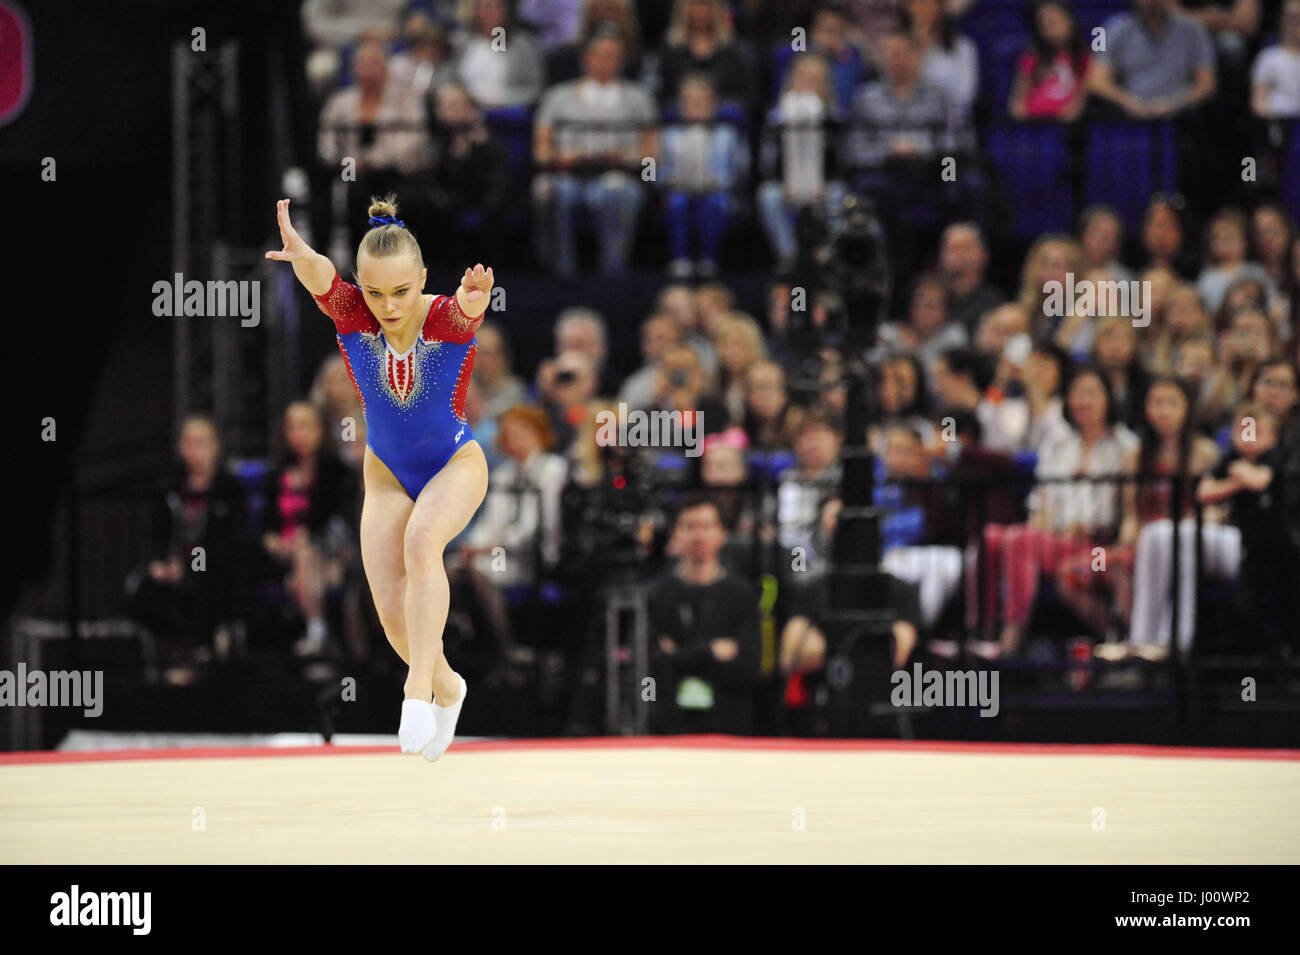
<box><xmin>398</xmin><ymin>698</ymin><xmax>437</xmax><ymax>754</ymax></box>
<box><xmin>306</xmin><ymin>617</ymin><xmax>326</xmax><ymax>642</ymax></box>
<box><xmin>423</xmin><ymin>675</ymin><xmax>467</xmax><ymax>762</ymax></box>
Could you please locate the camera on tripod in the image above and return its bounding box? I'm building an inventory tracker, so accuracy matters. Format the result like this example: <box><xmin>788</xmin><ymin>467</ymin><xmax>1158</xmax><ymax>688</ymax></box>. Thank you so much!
<box><xmin>778</xmin><ymin>192</ymin><xmax>891</xmax><ymax>349</ymax></box>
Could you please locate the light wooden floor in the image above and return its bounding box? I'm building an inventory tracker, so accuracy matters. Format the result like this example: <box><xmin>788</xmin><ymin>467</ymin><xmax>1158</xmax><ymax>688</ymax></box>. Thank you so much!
<box><xmin>2</xmin><ymin>745</ymin><xmax>1296</xmax><ymax>863</ymax></box>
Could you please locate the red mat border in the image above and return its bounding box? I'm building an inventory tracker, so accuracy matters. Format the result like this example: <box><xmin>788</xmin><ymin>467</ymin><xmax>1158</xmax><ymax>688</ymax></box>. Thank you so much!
<box><xmin>1</xmin><ymin>735</ymin><xmax>1298</xmax><ymax>765</ymax></box>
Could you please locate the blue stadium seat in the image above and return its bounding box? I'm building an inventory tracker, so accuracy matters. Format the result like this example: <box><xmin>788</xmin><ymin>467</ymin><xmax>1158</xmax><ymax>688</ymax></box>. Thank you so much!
<box><xmin>771</xmin><ymin>43</ymin><xmax>796</xmax><ymax>102</ymax></box>
<box><xmin>1072</xmin><ymin>0</ymin><xmax>1132</xmax><ymax>34</ymax></box>
<box><xmin>982</xmin><ymin>32</ymin><xmax>1031</xmax><ymax>120</ymax></box>
<box><xmin>985</xmin><ymin>122</ymin><xmax>1076</xmax><ymax>239</ymax></box>
<box><xmin>654</xmin><ymin>451</ymin><xmax>690</xmax><ymax>471</ymax></box>
<box><xmin>231</xmin><ymin>458</ymin><xmax>270</xmax><ymax>531</ymax></box>
<box><xmin>1083</xmin><ymin>120</ymin><xmax>1177</xmax><ymax>233</ymax></box>
<box><xmin>958</xmin><ymin>1</ymin><xmax>1030</xmax><ymax>114</ymax></box>
<box><xmin>749</xmin><ymin>450</ymin><xmax>795</xmax><ymax>483</ymax></box>
<box><xmin>483</xmin><ymin>104</ymin><xmax>534</xmax><ymax>183</ymax></box>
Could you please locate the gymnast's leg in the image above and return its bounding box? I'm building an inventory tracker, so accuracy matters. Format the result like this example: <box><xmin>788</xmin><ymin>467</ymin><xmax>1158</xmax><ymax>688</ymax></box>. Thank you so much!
<box><xmin>360</xmin><ymin>448</ymin><xmax>441</xmax><ymax>751</ymax></box>
<box><xmin>402</xmin><ymin>441</ymin><xmax>489</xmax><ymax>707</ymax></box>
<box><xmin>358</xmin><ymin>449</ymin><xmax>470</xmax><ymax>712</ymax></box>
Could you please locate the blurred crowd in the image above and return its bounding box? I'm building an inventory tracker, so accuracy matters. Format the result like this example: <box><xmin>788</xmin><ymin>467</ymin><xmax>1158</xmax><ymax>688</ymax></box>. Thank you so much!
<box><xmin>304</xmin><ymin>0</ymin><xmax>1300</xmax><ymax>279</ymax></box>
<box><xmin>125</xmin><ymin>0</ymin><xmax>1300</xmax><ymax>735</ymax></box>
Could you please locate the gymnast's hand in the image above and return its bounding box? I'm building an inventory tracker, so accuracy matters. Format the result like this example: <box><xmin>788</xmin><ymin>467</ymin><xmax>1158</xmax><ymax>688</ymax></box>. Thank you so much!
<box><xmin>265</xmin><ymin>198</ymin><xmax>313</xmax><ymax>263</ymax></box>
<box><xmin>456</xmin><ymin>263</ymin><xmax>494</xmax><ymax>318</ymax></box>
<box><xmin>265</xmin><ymin>198</ymin><xmax>335</xmax><ymax>296</ymax></box>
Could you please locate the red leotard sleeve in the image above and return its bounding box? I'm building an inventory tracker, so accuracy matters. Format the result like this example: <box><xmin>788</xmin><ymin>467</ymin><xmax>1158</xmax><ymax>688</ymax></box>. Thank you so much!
<box><xmin>311</xmin><ymin>272</ymin><xmax>380</xmax><ymax>335</ymax></box>
<box><xmin>422</xmin><ymin>292</ymin><xmax>483</xmax><ymax>344</ymax></box>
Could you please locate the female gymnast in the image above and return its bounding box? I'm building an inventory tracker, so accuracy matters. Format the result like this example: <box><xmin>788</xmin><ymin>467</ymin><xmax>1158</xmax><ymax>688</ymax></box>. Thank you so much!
<box><xmin>266</xmin><ymin>193</ymin><xmax>492</xmax><ymax>760</ymax></box>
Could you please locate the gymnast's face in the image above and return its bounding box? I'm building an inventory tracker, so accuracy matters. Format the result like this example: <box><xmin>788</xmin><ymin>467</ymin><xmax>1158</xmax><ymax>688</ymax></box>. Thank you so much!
<box><xmin>358</xmin><ymin>253</ymin><xmax>427</xmax><ymax>336</ymax></box>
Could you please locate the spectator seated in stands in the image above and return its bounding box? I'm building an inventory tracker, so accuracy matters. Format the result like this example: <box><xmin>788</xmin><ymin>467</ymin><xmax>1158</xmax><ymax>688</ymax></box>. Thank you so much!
<box><xmin>317</xmin><ymin>36</ymin><xmax>432</xmax><ymax>246</ymax></box>
<box><xmin>700</xmin><ymin>427</ymin><xmax>766</xmax><ymax>577</ymax></box>
<box><xmin>536</xmin><ymin>0</ymin><xmax>646</xmax><ymax>84</ymax></box>
<box><xmin>1140</xmin><ymin>193</ymin><xmax>1195</xmax><ymax>277</ymax></box>
<box><xmin>874</xmin><ymin>423</ymin><xmax>964</xmax><ymax>633</ymax></box>
<box><xmin>769</xmin><ymin>3</ymin><xmax>867</xmax><ymax>115</ymax></box>
<box><xmin>462</xmin><ymin>380</ymin><xmax>502</xmax><ymax>474</ymax></box>
<box><xmin>844</xmin><ymin>28</ymin><xmax>960</xmax><ymax>212</ymax></box>
<box><xmin>419</xmin><ymin>81</ymin><xmax>511</xmax><ymax>269</ymax></box>
<box><xmin>1099</xmin><ymin>377</ymin><xmax>1225</xmax><ymax>655</ymax></box>
<box><xmin>648</xmin><ymin>492</ymin><xmax>761</xmax><ymax>735</ymax></box>
<box><xmin>875</xmin><ymin>272</ymin><xmax>969</xmax><ymax>372</ymax></box>
<box><xmin>778</xmin><ymin>494</ymin><xmax>922</xmax><ymax>725</ymax></box>
<box><xmin>619</xmin><ymin>312</ymin><xmax>684</xmax><ymax>412</ymax></box>
<box><xmin>1176</xmin><ymin>334</ymin><xmax>1222</xmax><ymax>426</ymax></box>
<box><xmin>300</xmin><ymin>0</ymin><xmax>407</xmax><ymax>94</ymax></box>
<box><xmin>309</xmin><ymin>354</ymin><xmax>372</xmax><ymax>662</ymax></box>
<box><xmin>254</xmin><ymin>401</ymin><xmax>359</xmax><ymax>658</ymax></box>
<box><xmin>125</xmin><ymin>414</ymin><xmax>252</xmax><ymax>685</ymax></box>
<box><xmin>742</xmin><ymin>359</ymin><xmax>804</xmax><ymax>452</ymax></box>
<box><xmin>713</xmin><ymin>312</ymin><xmax>768</xmax><ymax>423</ymax></box>
<box><xmin>926</xmin><ymin>406</ymin><xmax>1028</xmax><ymax>537</ymax></box>
<box><xmin>654</xmin><ymin>0</ymin><xmax>760</xmax><ymax>113</ymax></box>
<box><xmin>868</xmin><ymin>353</ymin><xmax>936</xmax><ymax>456</ymax></box>
<box><xmin>938</xmin><ymin>221</ymin><xmax>1006</xmax><ymax>334</ymax></box>
<box><xmin>309</xmin><ymin>353</ymin><xmax>366</xmax><ymax>475</ymax></box>
<box><xmin>1017</xmin><ymin>233</ymin><xmax>1089</xmax><ymax>359</ymax></box>
<box><xmin>552</xmin><ymin>305</ymin><xmax>616</xmax><ymax>394</ymax></box>
<box><xmin>649</xmin><ymin>343</ymin><xmax>731</xmax><ymax>440</ymax></box>
<box><xmin>982</xmin><ymin>365</ymin><xmax>1138</xmax><ymax>655</ymax></box>
<box><xmin>1088</xmin><ymin>0</ymin><xmax>1216</xmax><ymax>120</ymax></box>
<box><xmin>387</xmin><ymin>9</ymin><xmax>456</xmax><ymax>101</ymax></box>
<box><xmin>1250</xmin><ymin>204</ymin><xmax>1296</xmax><ymax>319</ymax></box>
<box><xmin>1203</xmin><ymin>305</ymin><xmax>1280</xmax><ymax>429</ymax></box>
<box><xmin>1196</xmin><ymin>401</ymin><xmax>1300</xmax><ymax>653</ymax></box>
<box><xmin>1250</xmin><ymin>0</ymin><xmax>1300</xmax><ymax>119</ymax></box>
<box><xmin>532</xmin><ymin>28</ymin><xmax>658</xmax><ymax>276</ymax></box>
<box><xmin>453</xmin><ymin>0</ymin><xmax>546</xmax><ymax>109</ymax></box>
<box><xmin>535</xmin><ymin>349</ymin><xmax>600</xmax><ymax>453</ymax></box>
<box><xmin>929</xmin><ymin>346</ymin><xmax>1026</xmax><ymax>454</ymax></box>
<box><xmin>1196</xmin><ymin>206</ymin><xmax>1279</xmax><ymax>318</ymax></box>
<box><xmin>650</xmin><ymin>281</ymin><xmax>710</xmax><ymax>371</ymax></box>
<box><xmin>1182</xmin><ymin>0</ymin><xmax>1260</xmax><ymax>76</ymax></box>
<box><xmin>1009</xmin><ymin>0</ymin><xmax>1093</xmax><ymax>122</ymax></box>
<box><xmin>775</xmin><ymin>410</ymin><xmax>843</xmax><ymax>595</ymax></box>
<box><xmin>472</xmin><ymin>321</ymin><xmax>529</xmax><ymax>422</ymax></box>
<box><xmin>517</xmin><ymin>0</ymin><xmax>584</xmax><ymax>53</ymax></box>
<box><xmin>1018</xmin><ymin>340</ymin><xmax>1073</xmax><ymax>456</ymax></box>
<box><xmin>659</xmin><ymin>71</ymin><xmax>750</xmax><ymax>279</ymax></box>
<box><xmin>905</xmin><ymin>0</ymin><xmax>979</xmax><ymax>122</ymax></box>
<box><xmin>756</xmin><ymin>52</ymin><xmax>847</xmax><ymax>274</ymax></box>
<box><xmin>1093</xmin><ymin>315</ymin><xmax>1154</xmax><ymax>432</ymax></box>
<box><xmin>454</xmin><ymin>405</ymin><xmax>567</xmax><ymax>658</ymax></box>
<box><xmin>1161</xmin><ymin>291</ymin><xmax>1212</xmax><ymax>378</ymax></box>
<box><xmin>1222</xmin><ymin>359</ymin><xmax>1300</xmax><ymax>452</ymax></box>
<box><xmin>463</xmin><ymin>404</ymin><xmax>567</xmax><ymax>588</ymax></box>
<box><xmin>1078</xmin><ymin>205</ymin><xmax>1135</xmax><ymax>282</ymax></box>
<box><xmin>974</xmin><ymin>302</ymin><xmax>1031</xmax><ymax>381</ymax></box>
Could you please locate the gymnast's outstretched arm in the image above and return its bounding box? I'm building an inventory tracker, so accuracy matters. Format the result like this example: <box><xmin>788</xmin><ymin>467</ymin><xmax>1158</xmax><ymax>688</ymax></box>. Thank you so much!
<box><xmin>264</xmin><ymin>197</ymin><xmax>335</xmax><ymax>296</ymax></box>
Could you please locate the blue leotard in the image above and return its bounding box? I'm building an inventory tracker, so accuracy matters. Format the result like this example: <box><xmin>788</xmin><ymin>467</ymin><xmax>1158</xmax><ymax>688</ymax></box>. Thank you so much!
<box><xmin>312</xmin><ymin>272</ymin><xmax>482</xmax><ymax>499</ymax></box>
